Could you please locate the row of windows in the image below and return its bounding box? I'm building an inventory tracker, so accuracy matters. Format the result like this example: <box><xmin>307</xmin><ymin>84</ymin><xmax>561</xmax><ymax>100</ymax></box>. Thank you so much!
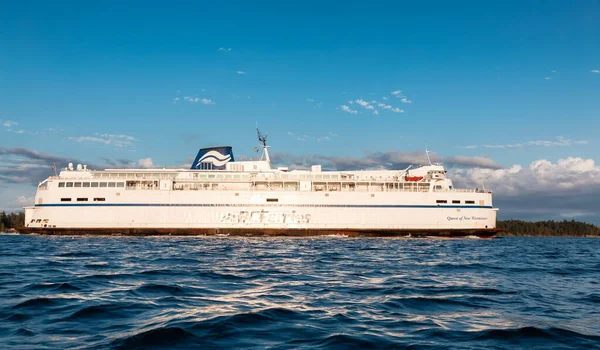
<box><xmin>58</xmin><ymin>182</ymin><xmax>124</xmax><ymax>188</ymax></box>
<box><xmin>436</xmin><ymin>200</ymin><xmax>476</xmax><ymax>204</ymax></box>
<box><xmin>61</xmin><ymin>198</ymin><xmax>105</xmax><ymax>202</ymax></box>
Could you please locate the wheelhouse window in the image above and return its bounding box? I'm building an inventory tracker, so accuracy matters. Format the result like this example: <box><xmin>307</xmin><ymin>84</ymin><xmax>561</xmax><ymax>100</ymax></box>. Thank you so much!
<box><xmin>66</xmin><ymin>182</ymin><xmax>73</xmax><ymax>188</ymax></box>
<box><xmin>74</xmin><ymin>182</ymin><xmax>82</xmax><ymax>187</ymax></box>
<box><xmin>83</xmin><ymin>182</ymin><xmax>90</xmax><ymax>187</ymax></box>
<box><xmin>91</xmin><ymin>182</ymin><xmax>99</xmax><ymax>187</ymax></box>
<box><xmin>108</xmin><ymin>182</ymin><xmax>116</xmax><ymax>187</ymax></box>
<box><xmin>58</xmin><ymin>182</ymin><xmax>65</xmax><ymax>188</ymax></box>
<box><xmin>116</xmin><ymin>182</ymin><xmax>124</xmax><ymax>187</ymax></box>
<box><xmin>99</xmin><ymin>182</ymin><xmax>107</xmax><ymax>187</ymax></box>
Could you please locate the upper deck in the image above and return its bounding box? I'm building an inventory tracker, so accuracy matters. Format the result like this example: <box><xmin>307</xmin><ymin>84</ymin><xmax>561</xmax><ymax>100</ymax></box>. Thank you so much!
<box><xmin>36</xmin><ymin>129</ymin><xmax>488</xmax><ymax>195</ymax></box>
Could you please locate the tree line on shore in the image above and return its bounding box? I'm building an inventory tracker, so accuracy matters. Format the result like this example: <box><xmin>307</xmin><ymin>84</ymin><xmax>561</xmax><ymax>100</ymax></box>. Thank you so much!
<box><xmin>497</xmin><ymin>219</ymin><xmax>600</xmax><ymax>237</ymax></box>
<box><xmin>1</xmin><ymin>210</ymin><xmax>599</xmax><ymax>236</ymax></box>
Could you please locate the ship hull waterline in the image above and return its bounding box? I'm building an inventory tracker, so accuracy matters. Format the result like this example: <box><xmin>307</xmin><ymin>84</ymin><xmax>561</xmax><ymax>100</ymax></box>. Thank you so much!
<box><xmin>16</xmin><ymin>227</ymin><xmax>501</xmax><ymax>238</ymax></box>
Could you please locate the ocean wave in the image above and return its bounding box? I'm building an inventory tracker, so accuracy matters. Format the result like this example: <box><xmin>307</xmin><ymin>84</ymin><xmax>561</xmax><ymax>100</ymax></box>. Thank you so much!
<box><xmin>64</xmin><ymin>303</ymin><xmax>152</xmax><ymax>321</ymax></box>
<box><xmin>110</xmin><ymin>327</ymin><xmax>202</xmax><ymax>349</ymax></box>
<box><xmin>12</xmin><ymin>297</ymin><xmax>60</xmax><ymax>309</ymax></box>
<box><xmin>132</xmin><ymin>284</ymin><xmax>187</xmax><ymax>296</ymax></box>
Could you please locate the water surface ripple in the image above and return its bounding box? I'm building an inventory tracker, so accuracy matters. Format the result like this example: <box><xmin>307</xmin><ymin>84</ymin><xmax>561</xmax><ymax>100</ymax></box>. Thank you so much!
<box><xmin>1</xmin><ymin>235</ymin><xmax>599</xmax><ymax>349</ymax></box>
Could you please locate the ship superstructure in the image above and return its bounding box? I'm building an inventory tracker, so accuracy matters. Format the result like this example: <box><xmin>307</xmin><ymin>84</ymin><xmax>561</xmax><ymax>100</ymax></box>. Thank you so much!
<box><xmin>20</xmin><ymin>130</ymin><xmax>499</xmax><ymax>237</ymax></box>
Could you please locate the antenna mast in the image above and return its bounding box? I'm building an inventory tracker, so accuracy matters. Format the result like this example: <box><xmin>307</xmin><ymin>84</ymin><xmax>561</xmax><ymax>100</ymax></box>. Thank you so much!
<box><xmin>256</xmin><ymin>127</ymin><xmax>270</xmax><ymax>162</ymax></box>
<box><xmin>425</xmin><ymin>147</ymin><xmax>432</xmax><ymax>166</ymax></box>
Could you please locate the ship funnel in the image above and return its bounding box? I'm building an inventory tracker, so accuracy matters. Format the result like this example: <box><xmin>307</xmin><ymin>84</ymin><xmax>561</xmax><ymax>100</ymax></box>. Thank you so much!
<box><xmin>190</xmin><ymin>146</ymin><xmax>235</xmax><ymax>170</ymax></box>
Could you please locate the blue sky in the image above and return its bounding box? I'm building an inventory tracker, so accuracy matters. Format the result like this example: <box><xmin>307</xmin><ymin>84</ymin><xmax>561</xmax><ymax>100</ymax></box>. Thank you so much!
<box><xmin>1</xmin><ymin>1</ymin><xmax>600</xmax><ymax>221</ymax></box>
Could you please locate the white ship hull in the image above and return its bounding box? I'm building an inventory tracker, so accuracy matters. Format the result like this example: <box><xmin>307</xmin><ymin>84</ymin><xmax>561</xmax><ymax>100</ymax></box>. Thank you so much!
<box><xmin>22</xmin><ymin>190</ymin><xmax>498</xmax><ymax>237</ymax></box>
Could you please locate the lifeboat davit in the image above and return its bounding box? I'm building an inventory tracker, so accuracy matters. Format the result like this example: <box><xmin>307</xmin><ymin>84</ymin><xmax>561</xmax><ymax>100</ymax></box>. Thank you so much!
<box><xmin>405</xmin><ymin>176</ymin><xmax>423</xmax><ymax>182</ymax></box>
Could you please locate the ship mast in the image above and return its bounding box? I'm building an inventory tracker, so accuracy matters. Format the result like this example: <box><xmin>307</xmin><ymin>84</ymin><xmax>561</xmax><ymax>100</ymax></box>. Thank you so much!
<box><xmin>257</xmin><ymin>127</ymin><xmax>270</xmax><ymax>163</ymax></box>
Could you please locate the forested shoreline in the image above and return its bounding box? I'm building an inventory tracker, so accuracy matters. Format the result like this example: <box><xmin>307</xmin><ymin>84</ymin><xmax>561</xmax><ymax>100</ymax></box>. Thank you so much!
<box><xmin>496</xmin><ymin>219</ymin><xmax>600</xmax><ymax>237</ymax></box>
<box><xmin>1</xmin><ymin>211</ymin><xmax>599</xmax><ymax>236</ymax></box>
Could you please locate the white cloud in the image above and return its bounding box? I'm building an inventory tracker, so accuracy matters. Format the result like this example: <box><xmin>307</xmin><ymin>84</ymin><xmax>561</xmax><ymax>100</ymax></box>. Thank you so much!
<box><xmin>306</xmin><ymin>98</ymin><xmax>314</xmax><ymax>102</ymax></box>
<box><xmin>545</xmin><ymin>77</ymin><xmax>552</xmax><ymax>80</ymax></box>
<box><xmin>378</xmin><ymin>103</ymin><xmax>392</xmax><ymax>109</ymax></box>
<box><xmin>340</xmin><ymin>105</ymin><xmax>358</xmax><ymax>114</ymax></box>
<box><xmin>287</xmin><ymin>132</ymin><xmax>336</xmax><ymax>142</ymax></box>
<box><xmin>183</xmin><ymin>96</ymin><xmax>200</xmax><ymax>103</ymax></box>
<box><xmin>173</xmin><ymin>97</ymin><xmax>180</xmax><ymax>104</ymax></box>
<box><xmin>2</xmin><ymin>121</ymin><xmax>18</xmax><ymax>128</ymax></box>
<box><xmin>451</xmin><ymin>157</ymin><xmax>600</xmax><ymax>196</ymax></box>
<box><xmin>591</xmin><ymin>70</ymin><xmax>600</xmax><ymax>73</ymax></box>
<box><xmin>373</xmin><ymin>110</ymin><xmax>379</xmax><ymax>115</ymax></box>
<box><xmin>478</xmin><ymin>137</ymin><xmax>586</xmax><ymax>149</ymax></box>
<box><xmin>137</xmin><ymin>158</ymin><xmax>154</xmax><ymax>168</ymax></box>
<box><xmin>355</xmin><ymin>99</ymin><xmax>374</xmax><ymax>110</ymax></box>
<box><xmin>391</xmin><ymin>90</ymin><xmax>412</xmax><ymax>104</ymax></box>
<box><xmin>182</xmin><ymin>96</ymin><xmax>213</xmax><ymax>105</ymax></box>
<box><xmin>462</xmin><ymin>145</ymin><xmax>478</xmax><ymax>149</ymax></box>
<box><xmin>391</xmin><ymin>107</ymin><xmax>404</xmax><ymax>113</ymax></box>
<box><xmin>382</xmin><ymin>96</ymin><xmax>388</xmax><ymax>100</ymax></box>
<box><xmin>68</xmin><ymin>133</ymin><xmax>137</xmax><ymax>148</ymax></box>
<box><xmin>218</xmin><ymin>47</ymin><xmax>232</xmax><ymax>52</ymax></box>
<box><xmin>237</xmin><ymin>71</ymin><xmax>246</xmax><ymax>75</ymax></box>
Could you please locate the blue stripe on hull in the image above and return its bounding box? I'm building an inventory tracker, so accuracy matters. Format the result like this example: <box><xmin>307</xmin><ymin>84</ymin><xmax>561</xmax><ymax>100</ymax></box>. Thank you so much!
<box><xmin>35</xmin><ymin>203</ymin><xmax>494</xmax><ymax>209</ymax></box>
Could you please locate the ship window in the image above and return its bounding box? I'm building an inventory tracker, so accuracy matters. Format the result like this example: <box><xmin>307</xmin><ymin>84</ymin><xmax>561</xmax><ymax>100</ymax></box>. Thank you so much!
<box><xmin>434</xmin><ymin>185</ymin><xmax>442</xmax><ymax>190</ymax></box>
<box><xmin>36</xmin><ymin>219</ymin><xmax>42</xmax><ymax>223</ymax></box>
<box><xmin>117</xmin><ymin>182</ymin><xmax>124</xmax><ymax>187</ymax></box>
<box><xmin>452</xmin><ymin>200</ymin><xmax>460</xmax><ymax>204</ymax></box>
<box><xmin>91</xmin><ymin>182</ymin><xmax>98</xmax><ymax>187</ymax></box>
<box><xmin>93</xmin><ymin>198</ymin><xmax>105</xmax><ymax>202</ymax></box>
<box><xmin>83</xmin><ymin>182</ymin><xmax>90</xmax><ymax>187</ymax></box>
<box><xmin>108</xmin><ymin>182</ymin><xmax>116</xmax><ymax>187</ymax></box>
<box><xmin>74</xmin><ymin>182</ymin><xmax>82</xmax><ymax>187</ymax></box>
<box><xmin>58</xmin><ymin>182</ymin><xmax>65</xmax><ymax>188</ymax></box>
<box><xmin>77</xmin><ymin>198</ymin><xmax>88</xmax><ymax>201</ymax></box>
<box><xmin>436</xmin><ymin>200</ymin><xmax>447</xmax><ymax>204</ymax></box>
<box><xmin>99</xmin><ymin>182</ymin><xmax>107</xmax><ymax>187</ymax></box>
<box><xmin>466</xmin><ymin>200</ymin><xmax>475</xmax><ymax>204</ymax></box>
<box><xmin>66</xmin><ymin>182</ymin><xmax>73</xmax><ymax>187</ymax></box>
<box><xmin>61</xmin><ymin>198</ymin><xmax>71</xmax><ymax>201</ymax></box>
<box><xmin>266</xmin><ymin>198</ymin><xmax>278</xmax><ymax>202</ymax></box>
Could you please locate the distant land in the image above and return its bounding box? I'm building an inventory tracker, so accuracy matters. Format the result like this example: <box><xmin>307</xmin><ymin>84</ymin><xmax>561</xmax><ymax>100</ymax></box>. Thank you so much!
<box><xmin>1</xmin><ymin>211</ymin><xmax>598</xmax><ymax>236</ymax></box>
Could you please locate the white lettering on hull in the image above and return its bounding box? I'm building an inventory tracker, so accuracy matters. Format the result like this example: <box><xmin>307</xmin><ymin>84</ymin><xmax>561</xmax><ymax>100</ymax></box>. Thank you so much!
<box><xmin>447</xmin><ymin>216</ymin><xmax>488</xmax><ymax>222</ymax></box>
<box><xmin>221</xmin><ymin>211</ymin><xmax>311</xmax><ymax>224</ymax></box>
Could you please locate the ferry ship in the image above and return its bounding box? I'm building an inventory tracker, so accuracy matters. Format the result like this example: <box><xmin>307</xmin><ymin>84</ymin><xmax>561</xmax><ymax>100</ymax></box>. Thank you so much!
<box><xmin>19</xmin><ymin>130</ymin><xmax>500</xmax><ymax>237</ymax></box>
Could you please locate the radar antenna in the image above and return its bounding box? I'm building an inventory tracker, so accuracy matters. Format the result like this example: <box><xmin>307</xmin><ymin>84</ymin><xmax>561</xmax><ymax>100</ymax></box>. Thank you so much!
<box><xmin>257</xmin><ymin>127</ymin><xmax>268</xmax><ymax>147</ymax></box>
<box><xmin>256</xmin><ymin>126</ymin><xmax>271</xmax><ymax>163</ymax></box>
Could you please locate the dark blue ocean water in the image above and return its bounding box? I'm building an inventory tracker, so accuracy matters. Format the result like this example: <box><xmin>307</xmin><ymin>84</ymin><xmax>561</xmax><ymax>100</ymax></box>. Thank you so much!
<box><xmin>0</xmin><ymin>235</ymin><xmax>599</xmax><ymax>349</ymax></box>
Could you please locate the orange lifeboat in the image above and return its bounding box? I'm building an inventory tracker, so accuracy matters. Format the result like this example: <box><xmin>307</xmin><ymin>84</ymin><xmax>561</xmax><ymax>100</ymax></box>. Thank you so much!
<box><xmin>405</xmin><ymin>176</ymin><xmax>423</xmax><ymax>182</ymax></box>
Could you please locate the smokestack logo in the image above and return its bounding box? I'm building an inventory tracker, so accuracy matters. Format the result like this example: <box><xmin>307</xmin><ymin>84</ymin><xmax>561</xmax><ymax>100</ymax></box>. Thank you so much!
<box><xmin>190</xmin><ymin>146</ymin><xmax>235</xmax><ymax>170</ymax></box>
<box><xmin>196</xmin><ymin>150</ymin><xmax>232</xmax><ymax>167</ymax></box>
